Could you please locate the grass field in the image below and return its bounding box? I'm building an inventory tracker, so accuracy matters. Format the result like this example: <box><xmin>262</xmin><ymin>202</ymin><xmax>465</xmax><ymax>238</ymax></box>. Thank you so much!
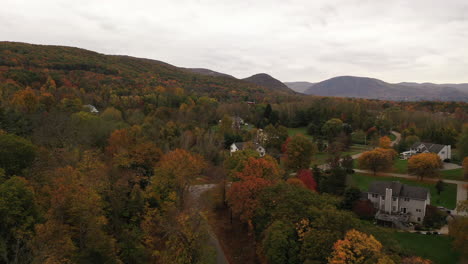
<box><xmin>311</xmin><ymin>144</ymin><xmax>371</xmax><ymax>166</ymax></box>
<box><xmin>393</xmin><ymin>159</ymin><xmax>408</xmax><ymax>174</ymax></box>
<box><xmin>388</xmin><ymin>133</ymin><xmax>396</xmax><ymax>141</ymax></box>
<box><xmin>287</xmin><ymin>127</ymin><xmax>313</xmax><ymax>140</ymax></box>
<box><xmin>391</xmin><ymin>232</ymin><xmax>459</xmax><ymax>264</ymax></box>
<box><xmin>440</xmin><ymin>168</ymin><xmax>464</xmax><ymax>181</ymax></box>
<box><xmin>349</xmin><ymin>173</ymin><xmax>457</xmax><ymax>209</ymax></box>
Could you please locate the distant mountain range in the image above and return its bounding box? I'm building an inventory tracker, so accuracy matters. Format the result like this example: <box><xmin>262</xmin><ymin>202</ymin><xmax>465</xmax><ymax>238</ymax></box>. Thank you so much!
<box><xmin>285</xmin><ymin>76</ymin><xmax>468</xmax><ymax>102</ymax></box>
<box><xmin>283</xmin><ymin>81</ymin><xmax>315</xmax><ymax>93</ymax></box>
<box><xmin>2</xmin><ymin>42</ymin><xmax>466</xmax><ymax>102</ymax></box>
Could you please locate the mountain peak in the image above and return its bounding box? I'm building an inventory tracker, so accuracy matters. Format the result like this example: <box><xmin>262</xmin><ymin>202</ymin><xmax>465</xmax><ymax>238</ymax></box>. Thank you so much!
<box><xmin>242</xmin><ymin>73</ymin><xmax>294</xmax><ymax>93</ymax></box>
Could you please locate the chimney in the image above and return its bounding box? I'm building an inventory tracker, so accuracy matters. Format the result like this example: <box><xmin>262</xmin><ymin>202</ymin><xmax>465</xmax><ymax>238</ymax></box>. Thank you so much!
<box><xmin>384</xmin><ymin>188</ymin><xmax>392</xmax><ymax>213</ymax></box>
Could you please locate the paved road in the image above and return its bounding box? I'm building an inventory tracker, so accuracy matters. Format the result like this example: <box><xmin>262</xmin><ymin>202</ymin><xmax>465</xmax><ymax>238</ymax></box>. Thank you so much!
<box><xmin>390</xmin><ymin>131</ymin><xmax>401</xmax><ymax>147</ymax></box>
<box><xmin>188</xmin><ymin>184</ymin><xmax>230</xmax><ymax>264</ymax></box>
<box><xmin>354</xmin><ymin>169</ymin><xmax>467</xmax><ymax>216</ymax></box>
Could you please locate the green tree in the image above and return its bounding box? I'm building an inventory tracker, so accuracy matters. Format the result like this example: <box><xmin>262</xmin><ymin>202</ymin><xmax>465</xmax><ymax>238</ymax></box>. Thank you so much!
<box><xmin>321</xmin><ymin>167</ymin><xmax>348</xmax><ymax>195</ymax></box>
<box><xmin>435</xmin><ymin>180</ymin><xmax>445</xmax><ymax>195</ymax></box>
<box><xmin>0</xmin><ymin>177</ymin><xmax>39</xmax><ymax>264</ymax></box>
<box><xmin>321</xmin><ymin>118</ymin><xmax>343</xmax><ymax>141</ymax></box>
<box><xmin>262</xmin><ymin>220</ymin><xmax>300</xmax><ymax>264</ymax></box>
<box><xmin>341</xmin><ymin>187</ymin><xmax>362</xmax><ymax>210</ymax></box>
<box><xmin>300</xmin><ymin>229</ymin><xmax>341</xmax><ymax>264</ymax></box>
<box><xmin>284</xmin><ymin>135</ymin><xmax>317</xmax><ymax>171</ymax></box>
<box><xmin>0</xmin><ymin>133</ymin><xmax>36</xmax><ymax>176</ymax></box>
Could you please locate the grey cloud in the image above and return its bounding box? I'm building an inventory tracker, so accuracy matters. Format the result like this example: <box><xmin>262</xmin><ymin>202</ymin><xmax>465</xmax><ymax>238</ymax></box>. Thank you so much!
<box><xmin>1</xmin><ymin>0</ymin><xmax>467</xmax><ymax>83</ymax></box>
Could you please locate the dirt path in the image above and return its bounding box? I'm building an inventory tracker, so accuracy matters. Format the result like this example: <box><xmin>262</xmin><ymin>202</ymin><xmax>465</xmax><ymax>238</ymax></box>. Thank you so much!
<box><xmin>188</xmin><ymin>184</ymin><xmax>230</xmax><ymax>264</ymax></box>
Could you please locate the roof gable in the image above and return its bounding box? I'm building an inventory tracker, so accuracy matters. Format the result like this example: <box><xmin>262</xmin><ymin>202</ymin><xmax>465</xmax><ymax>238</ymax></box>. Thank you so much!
<box><xmin>368</xmin><ymin>181</ymin><xmax>428</xmax><ymax>200</ymax></box>
<box><xmin>411</xmin><ymin>142</ymin><xmax>446</xmax><ymax>154</ymax></box>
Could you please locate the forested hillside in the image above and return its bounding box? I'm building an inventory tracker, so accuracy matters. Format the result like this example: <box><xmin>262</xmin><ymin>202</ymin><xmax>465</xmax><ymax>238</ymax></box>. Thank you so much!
<box><xmin>0</xmin><ymin>42</ymin><xmax>296</xmax><ymax>104</ymax></box>
<box><xmin>0</xmin><ymin>42</ymin><xmax>467</xmax><ymax>264</ymax></box>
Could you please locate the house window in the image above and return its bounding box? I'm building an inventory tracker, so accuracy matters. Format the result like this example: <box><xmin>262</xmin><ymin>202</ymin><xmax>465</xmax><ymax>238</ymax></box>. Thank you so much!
<box><xmin>392</xmin><ymin>206</ymin><xmax>396</xmax><ymax>211</ymax></box>
<box><xmin>401</xmin><ymin>208</ymin><xmax>407</xmax><ymax>213</ymax></box>
<box><xmin>392</xmin><ymin>197</ymin><xmax>397</xmax><ymax>201</ymax></box>
<box><xmin>416</xmin><ymin>209</ymin><xmax>422</xmax><ymax>213</ymax></box>
<box><xmin>441</xmin><ymin>151</ymin><xmax>445</xmax><ymax>154</ymax></box>
<box><xmin>404</xmin><ymin>198</ymin><xmax>410</xmax><ymax>202</ymax></box>
<box><xmin>371</xmin><ymin>194</ymin><xmax>378</xmax><ymax>198</ymax></box>
<box><xmin>417</xmin><ymin>217</ymin><xmax>421</xmax><ymax>222</ymax></box>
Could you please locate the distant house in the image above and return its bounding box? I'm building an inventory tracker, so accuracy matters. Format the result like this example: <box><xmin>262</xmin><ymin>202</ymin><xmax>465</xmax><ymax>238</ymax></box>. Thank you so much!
<box><xmin>218</xmin><ymin>116</ymin><xmax>247</xmax><ymax>130</ymax></box>
<box><xmin>83</xmin><ymin>104</ymin><xmax>99</xmax><ymax>113</ymax></box>
<box><xmin>366</xmin><ymin>181</ymin><xmax>430</xmax><ymax>224</ymax></box>
<box><xmin>232</xmin><ymin>116</ymin><xmax>245</xmax><ymax>130</ymax></box>
<box><xmin>230</xmin><ymin>142</ymin><xmax>266</xmax><ymax>157</ymax></box>
<box><xmin>409</xmin><ymin>142</ymin><xmax>451</xmax><ymax>161</ymax></box>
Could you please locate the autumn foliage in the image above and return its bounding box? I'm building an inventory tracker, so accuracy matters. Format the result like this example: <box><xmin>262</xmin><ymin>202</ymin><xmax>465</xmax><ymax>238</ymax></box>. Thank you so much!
<box><xmin>227</xmin><ymin>157</ymin><xmax>282</xmax><ymax>224</ymax></box>
<box><xmin>329</xmin><ymin>229</ymin><xmax>384</xmax><ymax>264</ymax></box>
<box><xmin>408</xmin><ymin>153</ymin><xmax>443</xmax><ymax>180</ymax></box>
<box><xmin>358</xmin><ymin>148</ymin><xmax>397</xmax><ymax>175</ymax></box>
<box><xmin>297</xmin><ymin>169</ymin><xmax>317</xmax><ymax>191</ymax></box>
<box><xmin>379</xmin><ymin>136</ymin><xmax>392</xmax><ymax>148</ymax></box>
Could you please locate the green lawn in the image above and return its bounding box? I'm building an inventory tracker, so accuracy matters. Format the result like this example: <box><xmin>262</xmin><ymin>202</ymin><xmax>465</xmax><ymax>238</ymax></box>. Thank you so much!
<box><xmin>393</xmin><ymin>159</ymin><xmax>408</xmax><ymax>174</ymax></box>
<box><xmin>388</xmin><ymin>133</ymin><xmax>396</xmax><ymax>141</ymax></box>
<box><xmin>287</xmin><ymin>127</ymin><xmax>313</xmax><ymax>140</ymax></box>
<box><xmin>312</xmin><ymin>145</ymin><xmax>371</xmax><ymax>166</ymax></box>
<box><xmin>390</xmin><ymin>160</ymin><xmax>464</xmax><ymax>181</ymax></box>
<box><xmin>391</xmin><ymin>232</ymin><xmax>459</xmax><ymax>264</ymax></box>
<box><xmin>440</xmin><ymin>168</ymin><xmax>464</xmax><ymax>181</ymax></box>
<box><xmin>349</xmin><ymin>173</ymin><xmax>457</xmax><ymax>209</ymax></box>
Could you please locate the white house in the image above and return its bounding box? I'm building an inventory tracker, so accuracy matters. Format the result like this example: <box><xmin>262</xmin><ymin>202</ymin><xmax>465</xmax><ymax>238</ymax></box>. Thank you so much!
<box><xmin>410</xmin><ymin>142</ymin><xmax>451</xmax><ymax>161</ymax></box>
<box><xmin>367</xmin><ymin>181</ymin><xmax>430</xmax><ymax>224</ymax></box>
<box><xmin>83</xmin><ymin>104</ymin><xmax>99</xmax><ymax>113</ymax></box>
<box><xmin>230</xmin><ymin>142</ymin><xmax>266</xmax><ymax>157</ymax></box>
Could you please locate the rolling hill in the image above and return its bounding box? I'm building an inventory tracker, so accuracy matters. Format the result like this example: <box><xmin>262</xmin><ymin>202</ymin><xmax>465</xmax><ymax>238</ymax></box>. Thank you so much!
<box><xmin>0</xmin><ymin>42</ymin><xmax>295</xmax><ymax>103</ymax></box>
<box><xmin>303</xmin><ymin>76</ymin><xmax>468</xmax><ymax>102</ymax></box>
<box><xmin>242</xmin><ymin>73</ymin><xmax>294</xmax><ymax>93</ymax></box>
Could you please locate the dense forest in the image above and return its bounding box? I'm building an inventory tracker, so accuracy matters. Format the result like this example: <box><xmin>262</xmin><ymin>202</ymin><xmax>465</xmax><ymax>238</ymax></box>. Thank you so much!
<box><xmin>0</xmin><ymin>42</ymin><xmax>467</xmax><ymax>264</ymax></box>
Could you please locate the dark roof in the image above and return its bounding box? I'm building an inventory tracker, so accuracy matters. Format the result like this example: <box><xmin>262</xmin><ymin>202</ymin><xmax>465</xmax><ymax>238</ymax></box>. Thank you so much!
<box><xmin>368</xmin><ymin>181</ymin><xmax>429</xmax><ymax>200</ymax></box>
<box><xmin>233</xmin><ymin>142</ymin><xmax>264</xmax><ymax>150</ymax></box>
<box><xmin>233</xmin><ymin>142</ymin><xmax>245</xmax><ymax>149</ymax></box>
<box><xmin>410</xmin><ymin>142</ymin><xmax>446</xmax><ymax>154</ymax></box>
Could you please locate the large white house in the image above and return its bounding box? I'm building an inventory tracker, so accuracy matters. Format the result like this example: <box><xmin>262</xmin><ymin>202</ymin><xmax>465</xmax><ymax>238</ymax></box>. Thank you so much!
<box><xmin>230</xmin><ymin>142</ymin><xmax>266</xmax><ymax>157</ymax></box>
<box><xmin>366</xmin><ymin>181</ymin><xmax>430</xmax><ymax>224</ymax></box>
<box><xmin>400</xmin><ymin>142</ymin><xmax>451</xmax><ymax>161</ymax></box>
<box><xmin>409</xmin><ymin>142</ymin><xmax>451</xmax><ymax>161</ymax></box>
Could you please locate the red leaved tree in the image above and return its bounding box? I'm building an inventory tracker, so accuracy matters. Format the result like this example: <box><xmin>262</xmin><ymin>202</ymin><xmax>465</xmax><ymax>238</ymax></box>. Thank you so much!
<box><xmin>297</xmin><ymin>169</ymin><xmax>317</xmax><ymax>191</ymax></box>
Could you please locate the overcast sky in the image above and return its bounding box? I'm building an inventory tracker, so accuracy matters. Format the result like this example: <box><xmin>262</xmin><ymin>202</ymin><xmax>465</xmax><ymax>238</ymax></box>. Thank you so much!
<box><xmin>2</xmin><ymin>0</ymin><xmax>468</xmax><ymax>83</ymax></box>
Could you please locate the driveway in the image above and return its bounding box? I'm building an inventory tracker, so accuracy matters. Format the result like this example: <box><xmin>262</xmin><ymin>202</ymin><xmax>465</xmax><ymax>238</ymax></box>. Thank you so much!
<box><xmin>390</xmin><ymin>131</ymin><xmax>401</xmax><ymax>147</ymax></box>
<box><xmin>441</xmin><ymin>162</ymin><xmax>462</xmax><ymax>170</ymax></box>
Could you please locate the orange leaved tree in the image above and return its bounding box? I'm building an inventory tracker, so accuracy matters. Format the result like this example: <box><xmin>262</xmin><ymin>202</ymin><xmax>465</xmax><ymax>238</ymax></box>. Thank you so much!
<box><xmin>379</xmin><ymin>136</ymin><xmax>392</xmax><ymax>148</ymax></box>
<box><xmin>153</xmin><ymin>149</ymin><xmax>207</xmax><ymax>208</ymax></box>
<box><xmin>328</xmin><ymin>229</ymin><xmax>384</xmax><ymax>264</ymax></box>
<box><xmin>358</xmin><ymin>148</ymin><xmax>397</xmax><ymax>176</ymax></box>
<box><xmin>408</xmin><ymin>153</ymin><xmax>443</xmax><ymax>180</ymax></box>
<box><xmin>227</xmin><ymin>157</ymin><xmax>282</xmax><ymax>225</ymax></box>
